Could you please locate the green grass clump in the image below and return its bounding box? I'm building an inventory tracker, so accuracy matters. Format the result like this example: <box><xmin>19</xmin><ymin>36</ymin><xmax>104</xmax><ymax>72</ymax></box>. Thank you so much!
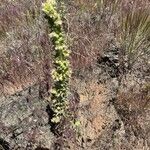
<box><xmin>119</xmin><ymin>4</ymin><xmax>150</xmax><ymax>70</ymax></box>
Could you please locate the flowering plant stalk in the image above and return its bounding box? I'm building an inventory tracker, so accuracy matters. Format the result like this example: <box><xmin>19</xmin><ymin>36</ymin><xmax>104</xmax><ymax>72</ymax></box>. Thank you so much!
<box><xmin>42</xmin><ymin>0</ymin><xmax>71</xmax><ymax>123</ymax></box>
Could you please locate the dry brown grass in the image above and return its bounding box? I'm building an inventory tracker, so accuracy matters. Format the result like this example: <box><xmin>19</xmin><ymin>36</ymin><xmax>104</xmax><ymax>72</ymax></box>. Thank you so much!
<box><xmin>116</xmin><ymin>86</ymin><xmax>150</xmax><ymax>139</ymax></box>
<box><xmin>0</xmin><ymin>0</ymin><xmax>52</xmax><ymax>95</ymax></box>
<box><xmin>117</xmin><ymin>88</ymin><xmax>149</xmax><ymax>114</ymax></box>
<box><xmin>0</xmin><ymin>0</ymin><xmax>149</xmax><ymax>96</ymax></box>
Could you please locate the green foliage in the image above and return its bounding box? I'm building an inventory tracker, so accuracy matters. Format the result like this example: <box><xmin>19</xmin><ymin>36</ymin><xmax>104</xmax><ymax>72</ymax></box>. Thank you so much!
<box><xmin>42</xmin><ymin>0</ymin><xmax>71</xmax><ymax>123</ymax></box>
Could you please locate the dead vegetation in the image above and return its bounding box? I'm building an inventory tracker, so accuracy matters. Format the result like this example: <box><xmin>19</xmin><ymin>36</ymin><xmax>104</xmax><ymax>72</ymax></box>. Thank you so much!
<box><xmin>0</xmin><ymin>0</ymin><xmax>150</xmax><ymax>149</ymax></box>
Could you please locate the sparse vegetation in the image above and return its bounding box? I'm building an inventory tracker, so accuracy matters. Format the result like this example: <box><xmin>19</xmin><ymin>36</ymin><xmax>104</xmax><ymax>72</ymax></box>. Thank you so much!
<box><xmin>0</xmin><ymin>0</ymin><xmax>149</xmax><ymax>149</ymax></box>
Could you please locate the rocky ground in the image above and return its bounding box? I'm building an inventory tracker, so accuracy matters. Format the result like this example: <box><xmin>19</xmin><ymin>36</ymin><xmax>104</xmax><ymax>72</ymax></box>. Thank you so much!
<box><xmin>0</xmin><ymin>52</ymin><xmax>149</xmax><ymax>149</ymax></box>
<box><xmin>0</xmin><ymin>1</ymin><xmax>149</xmax><ymax>149</ymax></box>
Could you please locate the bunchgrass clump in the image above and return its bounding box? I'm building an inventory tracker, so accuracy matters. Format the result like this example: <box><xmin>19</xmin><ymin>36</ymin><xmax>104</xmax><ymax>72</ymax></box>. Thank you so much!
<box><xmin>119</xmin><ymin>2</ymin><xmax>150</xmax><ymax>70</ymax></box>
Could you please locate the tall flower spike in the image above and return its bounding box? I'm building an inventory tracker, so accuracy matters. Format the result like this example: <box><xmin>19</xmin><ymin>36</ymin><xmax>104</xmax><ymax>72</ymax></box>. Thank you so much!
<box><xmin>42</xmin><ymin>0</ymin><xmax>71</xmax><ymax>123</ymax></box>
